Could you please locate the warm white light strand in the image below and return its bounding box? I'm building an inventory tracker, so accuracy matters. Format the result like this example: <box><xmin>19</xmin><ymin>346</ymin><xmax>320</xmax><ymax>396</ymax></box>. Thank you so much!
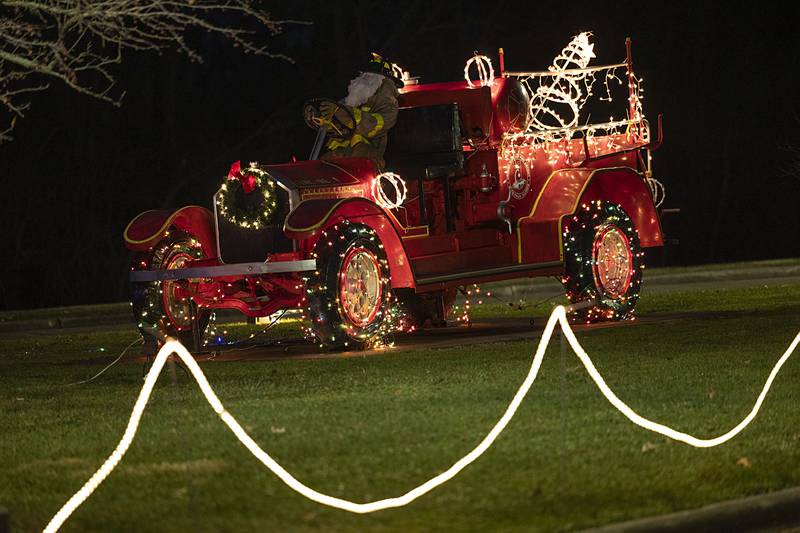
<box><xmin>501</xmin><ymin>33</ymin><xmax>648</xmax><ymax>177</ymax></box>
<box><xmin>464</xmin><ymin>53</ymin><xmax>495</xmax><ymax>88</ymax></box>
<box><xmin>371</xmin><ymin>172</ymin><xmax>407</xmax><ymax>210</ymax></box>
<box><xmin>646</xmin><ymin>176</ymin><xmax>666</xmax><ymax>208</ymax></box>
<box><xmin>526</xmin><ymin>32</ymin><xmax>596</xmax><ymax>132</ymax></box>
<box><xmin>44</xmin><ymin>306</ymin><xmax>800</xmax><ymax>532</ymax></box>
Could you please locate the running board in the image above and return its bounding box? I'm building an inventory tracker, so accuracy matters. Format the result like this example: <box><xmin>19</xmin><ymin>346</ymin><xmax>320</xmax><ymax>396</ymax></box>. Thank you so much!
<box><xmin>130</xmin><ymin>259</ymin><xmax>316</xmax><ymax>283</ymax></box>
<box><xmin>415</xmin><ymin>261</ymin><xmax>562</xmax><ymax>286</ymax></box>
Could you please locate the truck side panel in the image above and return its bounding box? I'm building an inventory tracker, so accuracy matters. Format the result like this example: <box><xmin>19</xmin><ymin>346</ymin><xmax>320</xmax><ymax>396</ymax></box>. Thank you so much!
<box><xmin>516</xmin><ymin>166</ymin><xmax>663</xmax><ymax>264</ymax></box>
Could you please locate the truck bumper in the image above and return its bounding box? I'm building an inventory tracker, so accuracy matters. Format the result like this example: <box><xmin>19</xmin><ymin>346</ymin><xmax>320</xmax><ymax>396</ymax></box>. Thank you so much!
<box><xmin>129</xmin><ymin>259</ymin><xmax>316</xmax><ymax>283</ymax></box>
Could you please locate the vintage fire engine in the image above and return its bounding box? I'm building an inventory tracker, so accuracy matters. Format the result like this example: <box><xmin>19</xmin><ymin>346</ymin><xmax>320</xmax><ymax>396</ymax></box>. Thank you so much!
<box><xmin>124</xmin><ymin>36</ymin><xmax>665</xmax><ymax>350</ymax></box>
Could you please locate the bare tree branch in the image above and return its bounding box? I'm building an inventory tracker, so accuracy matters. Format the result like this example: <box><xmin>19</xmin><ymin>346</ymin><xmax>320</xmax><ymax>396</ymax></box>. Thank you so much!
<box><xmin>0</xmin><ymin>0</ymin><xmax>305</xmax><ymax>142</ymax></box>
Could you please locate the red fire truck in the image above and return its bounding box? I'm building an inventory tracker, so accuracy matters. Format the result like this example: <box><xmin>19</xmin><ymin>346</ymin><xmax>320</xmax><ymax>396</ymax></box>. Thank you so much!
<box><xmin>124</xmin><ymin>38</ymin><xmax>664</xmax><ymax>350</ymax></box>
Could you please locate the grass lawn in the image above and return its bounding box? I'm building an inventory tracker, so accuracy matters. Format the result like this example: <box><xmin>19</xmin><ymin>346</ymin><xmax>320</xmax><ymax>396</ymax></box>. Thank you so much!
<box><xmin>2</xmin><ymin>283</ymin><xmax>800</xmax><ymax>532</ymax></box>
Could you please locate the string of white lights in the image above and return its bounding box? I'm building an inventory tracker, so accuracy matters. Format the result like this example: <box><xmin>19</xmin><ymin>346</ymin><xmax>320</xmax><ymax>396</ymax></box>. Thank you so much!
<box><xmin>646</xmin><ymin>176</ymin><xmax>666</xmax><ymax>208</ymax></box>
<box><xmin>525</xmin><ymin>32</ymin><xmax>597</xmax><ymax>132</ymax></box>
<box><xmin>464</xmin><ymin>53</ymin><xmax>494</xmax><ymax>88</ymax></box>
<box><xmin>371</xmin><ymin>172</ymin><xmax>408</xmax><ymax>210</ymax></box>
<box><xmin>44</xmin><ymin>306</ymin><xmax>800</xmax><ymax>532</ymax></box>
<box><xmin>500</xmin><ymin>32</ymin><xmax>648</xmax><ymax>174</ymax></box>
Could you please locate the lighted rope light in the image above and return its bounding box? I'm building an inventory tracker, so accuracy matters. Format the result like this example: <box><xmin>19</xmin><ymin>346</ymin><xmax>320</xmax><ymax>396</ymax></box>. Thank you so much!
<box><xmin>371</xmin><ymin>172</ymin><xmax>407</xmax><ymax>210</ymax></box>
<box><xmin>44</xmin><ymin>306</ymin><xmax>800</xmax><ymax>532</ymax></box>
<box><xmin>464</xmin><ymin>53</ymin><xmax>495</xmax><ymax>88</ymax></box>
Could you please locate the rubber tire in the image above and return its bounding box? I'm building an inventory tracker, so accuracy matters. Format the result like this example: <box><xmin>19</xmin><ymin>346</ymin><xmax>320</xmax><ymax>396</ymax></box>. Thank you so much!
<box><xmin>304</xmin><ymin>223</ymin><xmax>394</xmax><ymax>350</ymax></box>
<box><xmin>130</xmin><ymin>231</ymin><xmax>210</xmax><ymax>347</ymax></box>
<box><xmin>560</xmin><ymin>201</ymin><xmax>644</xmax><ymax>323</ymax></box>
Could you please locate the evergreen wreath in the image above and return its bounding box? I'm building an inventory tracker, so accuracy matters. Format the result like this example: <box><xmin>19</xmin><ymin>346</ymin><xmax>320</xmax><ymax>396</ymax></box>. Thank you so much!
<box><xmin>216</xmin><ymin>162</ymin><xmax>277</xmax><ymax>229</ymax></box>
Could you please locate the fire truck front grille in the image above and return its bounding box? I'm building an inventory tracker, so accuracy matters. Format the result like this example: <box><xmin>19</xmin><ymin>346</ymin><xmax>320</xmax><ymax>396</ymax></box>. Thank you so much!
<box><xmin>214</xmin><ymin>186</ymin><xmax>293</xmax><ymax>264</ymax></box>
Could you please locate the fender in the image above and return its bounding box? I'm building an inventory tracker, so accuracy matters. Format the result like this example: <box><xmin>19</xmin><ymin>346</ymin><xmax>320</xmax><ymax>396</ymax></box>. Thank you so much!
<box><xmin>578</xmin><ymin>167</ymin><xmax>663</xmax><ymax>248</ymax></box>
<box><xmin>123</xmin><ymin>206</ymin><xmax>216</xmax><ymax>258</ymax></box>
<box><xmin>284</xmin><ymin>197</ymin><xmax>415</xmax><ymax>288</ymax></box>
<box><xmin>516</xmin><ymin>166</ymin><xmax>663</xmax><ymax>264</ymax></box>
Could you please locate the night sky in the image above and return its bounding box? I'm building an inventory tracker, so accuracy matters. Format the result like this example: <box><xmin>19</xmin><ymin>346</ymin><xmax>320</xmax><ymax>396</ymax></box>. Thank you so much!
<box><xmin>2</xmin><ymin>1</ymin><xmax>798</xmax><ymax>310</ymax></box>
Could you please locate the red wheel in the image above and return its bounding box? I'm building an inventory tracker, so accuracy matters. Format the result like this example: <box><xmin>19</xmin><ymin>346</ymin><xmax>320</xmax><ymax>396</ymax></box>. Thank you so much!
<box><xmin>561</xmin><ymin>201</ymin><xmax>643</xmax><ymax>322</ymax></box>
<box><xmin>305</xmin><ymin>223</ymin><xmax>394</xmax><ymax>349</ymax></box>
<box><xmin>591</xmin><ymin>225</ymin><xmax>634</xmax><ymax>299</ymax></box>
<box><xmin>338</xmin><ymin>246</ymin><xmax>384</xmax><ymax>328</ymax></box>
<box><xmin>162</xmin><ymin>251</ymin><xmax>195</xmax><ymax>330</ymax></box>
<box><xmin>130</xmin><ymin>232</ymin><xmax>209</xmax><ymax>346</ymax></box>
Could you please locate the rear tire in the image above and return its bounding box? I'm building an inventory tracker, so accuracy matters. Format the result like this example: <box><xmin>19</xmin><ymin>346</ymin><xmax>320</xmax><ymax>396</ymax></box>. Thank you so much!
<box><xmin>130</xmin><ymin>231</ymin><xmax>209</xmax><ymax>347</ymax></box>
<box><xmin>304</xmin><ymin>223</ymin><xmax>395</xmax><ymax>349</ymax></box>
<box><xmin>560</xmin><ymin>201</ymin><xmax>644</xmax><ymax>322</ymax></box>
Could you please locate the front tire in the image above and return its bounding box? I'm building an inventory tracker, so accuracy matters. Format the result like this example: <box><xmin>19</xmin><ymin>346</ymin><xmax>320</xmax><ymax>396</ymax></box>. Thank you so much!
<box><xmin>304</xmin><ymin>223</ymin><xmax>395</xmax><ymax>349</ymax></box>
<box><xmin>130</xmin><ymin>231</ymin><xmax>209</xmax><ymax>346</ymax></box>
<box><xmin>560</xmin><ymin>201</ymin><xmax>644</xmax><ymax>322</ymax></box>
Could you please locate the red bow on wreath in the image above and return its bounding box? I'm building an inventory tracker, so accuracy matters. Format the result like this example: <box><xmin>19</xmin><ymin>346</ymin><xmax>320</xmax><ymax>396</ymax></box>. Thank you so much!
<box><xmin>228</xmin><ymin>160</ymin><xmax>258</xmax><ymax>194</ymax></box>
<box><xmin>228</xmin><ymin>160</ymin><xmax>241</xmax><ymax>179</ymax></box>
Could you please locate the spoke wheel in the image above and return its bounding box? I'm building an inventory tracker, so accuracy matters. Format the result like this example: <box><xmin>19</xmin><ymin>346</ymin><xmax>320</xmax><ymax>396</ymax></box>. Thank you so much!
<box><xmin>162</xmin><ymin>252</ymin><xmax>194</xmax><ymax>330</ymax></box>
<box><xmin>560</xmin><ymin>201</ymin><xmax>643</xmax><ymax>322</ymax></box>
<box><xmin>592</xmin><ymin>226</ymin><xmax>633</xmax><ymax>299</ymax></box>
<box><xmin>305</xmin><ymin>223</ymin><xmax>393</xmax><ymax>349</ymax></box>
<box><xmin>339</xmin><ymin>247</ymin><xmax>383</xmax><ymax>327</ymax></box>
<box><xmin>130</xmin><ymin>231</ymin><xmax>209</xmax><ymax>346</ymax></box>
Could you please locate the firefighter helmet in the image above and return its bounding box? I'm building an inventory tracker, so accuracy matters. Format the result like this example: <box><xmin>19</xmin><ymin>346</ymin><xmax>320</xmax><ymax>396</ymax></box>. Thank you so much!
<box><xmin>364</xmin><ymin>52</ymin><xmax>405</xmax><ymax>88</ymax></box>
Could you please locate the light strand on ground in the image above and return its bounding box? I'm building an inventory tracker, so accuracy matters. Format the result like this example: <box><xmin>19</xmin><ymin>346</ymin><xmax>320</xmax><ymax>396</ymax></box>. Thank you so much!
<box><xmin>44</xmin><ymin>306</ymin><xmax>800</xmax><ymax>532</ymax></box>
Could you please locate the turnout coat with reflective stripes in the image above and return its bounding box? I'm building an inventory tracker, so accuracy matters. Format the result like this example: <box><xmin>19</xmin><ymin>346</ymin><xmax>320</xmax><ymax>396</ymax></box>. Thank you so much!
<box><xmin>326</xmin><ymin>77</ymin><xmax>399</xmax><ymax>169</ymax></box>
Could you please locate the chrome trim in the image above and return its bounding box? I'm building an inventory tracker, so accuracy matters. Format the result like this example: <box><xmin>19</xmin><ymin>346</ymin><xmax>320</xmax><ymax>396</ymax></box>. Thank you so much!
<box><xmin>130</xmin><ymin>259</ymin><xmax>316</xmax><ymax>283</ymax></box>
<box><xmin>265</xmin><ymin>170</ymin><xmax>300</xmax><ymax>214</ymax></box>
<box><xmin>213</xmin><ymin>190</ymin><xmax>225</xmax><ymax>261</ymax></box>
<box><xmin>264</xmin><ymin>170</ymin><xmax>300</xmax><ymax>252</ymax></box>
<box><xmin>416</xmin><ymin>261</ymin><xmax>562</xmax><ymax>286</ymax></box>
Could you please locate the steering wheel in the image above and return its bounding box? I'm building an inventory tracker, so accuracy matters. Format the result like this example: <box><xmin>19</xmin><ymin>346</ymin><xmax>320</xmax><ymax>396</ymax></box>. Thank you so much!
<box><xmin>303</xmin><ymin>98</ymin><xmax>356</xmax><ymax>140</ymax></box>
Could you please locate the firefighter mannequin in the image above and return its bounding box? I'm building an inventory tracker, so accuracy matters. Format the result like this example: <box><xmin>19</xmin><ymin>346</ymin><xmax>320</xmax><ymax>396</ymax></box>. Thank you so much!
<box><xmin>320</xmin><ymin>53</ymin><xmax>404</xmax><ymax>170</ymax></box>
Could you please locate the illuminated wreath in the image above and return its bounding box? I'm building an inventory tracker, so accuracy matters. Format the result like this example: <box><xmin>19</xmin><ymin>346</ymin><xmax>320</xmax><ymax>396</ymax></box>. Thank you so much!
<box><xmin>216</xmin><ymin>161</ymin><xmax>277</xmax><ymax>229</ymax></box>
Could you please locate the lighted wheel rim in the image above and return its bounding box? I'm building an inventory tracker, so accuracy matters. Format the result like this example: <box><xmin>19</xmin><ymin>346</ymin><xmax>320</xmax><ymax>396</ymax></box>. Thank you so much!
<box><xmin>339</xmin><ymin>247</ymin><xmax>383</xmax><ymax>328</ymax></box>
<box><xmin>162</xmin><ymin>252</ymin><xmax>193</xmax><ymax>330</ymax></box>
<box><xmin>592</xmin><ymin>225</ymin><xmax>633</xmax><ymax>299</ymax></box>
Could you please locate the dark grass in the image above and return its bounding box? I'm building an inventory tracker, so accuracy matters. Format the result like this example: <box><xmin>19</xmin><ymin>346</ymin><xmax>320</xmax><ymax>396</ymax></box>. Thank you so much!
<box><xmin>1</xmin><ymin>284</ymin><xmax>800</xmax><ymax>532</ymax></box>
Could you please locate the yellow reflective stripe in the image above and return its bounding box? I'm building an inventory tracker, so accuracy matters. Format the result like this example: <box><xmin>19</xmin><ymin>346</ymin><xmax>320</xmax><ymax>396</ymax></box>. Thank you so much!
<box><xmin>350</xmin><ymin>134</ymin><xmax>369</xmax><ymax>147</ymax></box>
<box><xmin>367</xmin><ymin>113</ymin><xmax>384</xmax><ymax>138</ymax></box>
<box><xmin>353</xmin><ymin>107</ymin><xmax>363</xmax><ymax>125</ymax></box>
<box><xmin>327</xmin><ymin>138</ymin><xmax>349</xmax><ymax>149</ymax></box>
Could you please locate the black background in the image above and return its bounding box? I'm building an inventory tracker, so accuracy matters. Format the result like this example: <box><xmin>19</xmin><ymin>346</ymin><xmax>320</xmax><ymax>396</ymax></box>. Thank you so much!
<box><xmin>2</xmin><ymin>1</ymin><xmax>798</xmax><ymax>310</ymax></box>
